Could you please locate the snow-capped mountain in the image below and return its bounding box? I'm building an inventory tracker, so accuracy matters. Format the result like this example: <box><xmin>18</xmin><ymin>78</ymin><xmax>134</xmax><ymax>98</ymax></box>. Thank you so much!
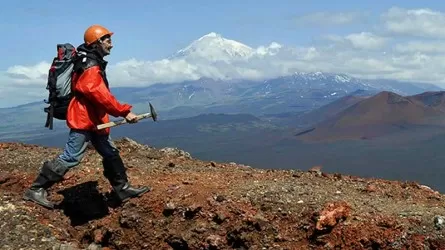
<box><xmin>168</xmin><ymin>32</ymin><xmax>284</xmax><ymax>64</ymax></box>
<box><xmin>170</xmin><ymin>32</ymin><xmax>254</xmax><ymax>61</ymax></box>
<box><xmin>158</xmin><ymin>31</ymin><xmax>443</xmax><ymax>95</ymax></box>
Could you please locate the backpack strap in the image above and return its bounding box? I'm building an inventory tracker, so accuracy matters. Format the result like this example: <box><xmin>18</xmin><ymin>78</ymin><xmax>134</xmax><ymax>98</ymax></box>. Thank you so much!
<box><xmin>44</xmin><ymin>105</ymin><xmax>54</xmax><ymax>129</ymax></box>
<box><xmin>72</xmin><ymin>52</ymin><xmax>100</xmax><ymax>76</ymax></box>
<box><xmin>44</xmin><ymin>57</ymin><xmax>60</xmax><ymax>130</ymax></box>
<box><xmin>71</xmin><ymin>51</ymin><xmax>104</xmax><ymax>93</ymax></box>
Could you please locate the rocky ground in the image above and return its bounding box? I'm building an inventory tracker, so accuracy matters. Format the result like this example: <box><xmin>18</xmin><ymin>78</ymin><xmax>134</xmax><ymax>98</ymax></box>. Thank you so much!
<box><xmin>1</xmin><ymin>137</ymin><xmax>445</xmax><ymax>249</ymax></box>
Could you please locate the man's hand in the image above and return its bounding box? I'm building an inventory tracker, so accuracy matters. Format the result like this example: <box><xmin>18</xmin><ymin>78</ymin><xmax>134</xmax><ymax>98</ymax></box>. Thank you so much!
<box><xmin>125</xmin><ymin>112</ymin><xmax>139</xmax><ymax>123</ymax></box>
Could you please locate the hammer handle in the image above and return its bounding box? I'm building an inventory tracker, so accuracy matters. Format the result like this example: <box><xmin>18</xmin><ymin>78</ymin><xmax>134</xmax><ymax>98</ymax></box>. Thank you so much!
<box><xmin>96</xmin><ymin>112</ymin><xmax>152</xmax><ymax>130</ymax></box>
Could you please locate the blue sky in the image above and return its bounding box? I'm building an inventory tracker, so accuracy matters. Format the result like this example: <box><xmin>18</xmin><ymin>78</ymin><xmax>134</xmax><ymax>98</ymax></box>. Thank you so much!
<box><xmin>0</xmin><ymin>0</ymin><xmax>438</xmax><ymax>65</ymax></box>
<box><xmin>1</xmin><ymin>1</ymin><xmax>445</xmax><ymax>107</ymax></box>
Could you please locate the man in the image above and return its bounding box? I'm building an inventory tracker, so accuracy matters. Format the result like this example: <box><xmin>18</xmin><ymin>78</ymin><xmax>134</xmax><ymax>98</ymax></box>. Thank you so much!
<box><xmin>23</xmin><ymin>24</ymin><xmax>150</xmax><ymax>209</ymax></box>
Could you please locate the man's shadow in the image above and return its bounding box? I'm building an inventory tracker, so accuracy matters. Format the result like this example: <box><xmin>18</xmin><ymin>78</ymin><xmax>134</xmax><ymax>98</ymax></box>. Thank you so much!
<box><xmin>55</xmin><ymin>181</ymin><xmax>122</xmax><ymax>226</ymax></box>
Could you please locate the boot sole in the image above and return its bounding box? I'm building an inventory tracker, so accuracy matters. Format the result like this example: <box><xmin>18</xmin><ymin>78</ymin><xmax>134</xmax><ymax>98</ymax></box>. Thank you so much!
<box><xmin>119</xmin><ymin>187</ymin><xmax>151</xmax><ymax>203</ymax></box>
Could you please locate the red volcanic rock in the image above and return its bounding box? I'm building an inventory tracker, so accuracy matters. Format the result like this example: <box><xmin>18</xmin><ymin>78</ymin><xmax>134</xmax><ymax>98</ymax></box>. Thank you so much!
<box><xmin>0</xmin><ymin>138</ymin><xmax>445</xmax><ymax>249</ymax></box>
<box><xmin>315</xmin><ymin>201</ymin><xmax>351</xmax><ymax>231</ymax></box>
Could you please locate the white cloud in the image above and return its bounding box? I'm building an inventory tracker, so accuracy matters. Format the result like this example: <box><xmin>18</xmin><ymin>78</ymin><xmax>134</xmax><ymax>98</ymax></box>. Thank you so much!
<box><xmin>3</xmin><ymin>6</ymin><xmax>445</xmax><ymax>107</ymax></box>
<box><xmin>109</xmin><ymin>58</ymin><xmax>203</xmax><ymax>85</ymax></box>
<box><xmin>382</xmin><ymin>7</ymin><xmax>445</xmax><ymax>38</ymax></box>
<box><xmin>255</xmin><ymin>42</ymin><xmax>282</xmax><ymax>56</ymax></box>
<box><xmin>394</xmin><ymin>41</ymin><xmax>445</xmax><ymax>53</ymax></box>
<box><xmin>345</xmin><ymin>32</ymin><xmax>388</xmax><ymax>50</ymax></box>
<box><xmin>5</xmin><ymin>61</ymin><xmax>50</xmax><ymax>86</ymax></box>
<box><xmin>322</xmin><ymin>32</ymin><xmax>388</xmax><ymax>50</ymax></box>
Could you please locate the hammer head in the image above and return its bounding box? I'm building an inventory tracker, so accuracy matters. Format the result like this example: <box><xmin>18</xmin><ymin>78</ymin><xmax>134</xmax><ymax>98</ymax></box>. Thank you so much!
<box><xmin>149</xmin><ymin>102</ymin><xmax>158</xmax><ymax>121</ymax></box>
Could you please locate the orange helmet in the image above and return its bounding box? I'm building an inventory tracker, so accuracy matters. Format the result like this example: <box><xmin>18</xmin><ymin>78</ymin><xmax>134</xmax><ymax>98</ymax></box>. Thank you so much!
<box><xmin>84</xmin><ymin>24</ymin><xmax>114</xmax><ymax>45</ymax></box>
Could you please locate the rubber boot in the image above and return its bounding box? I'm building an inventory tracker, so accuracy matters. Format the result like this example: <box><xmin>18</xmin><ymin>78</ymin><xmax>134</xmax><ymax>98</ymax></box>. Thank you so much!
<box><xmin>23</xmin><ymin>159</ymin><xmax>68</xmax><ymax>209</ymax></box>
<box><xmin>103</xmin><ymin>155</ymin><xmax>150</xmax><ymax>203</ymax></box>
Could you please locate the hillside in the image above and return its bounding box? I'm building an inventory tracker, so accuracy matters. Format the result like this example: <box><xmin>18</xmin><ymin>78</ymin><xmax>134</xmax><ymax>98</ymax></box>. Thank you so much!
<box><xmin>294</xmin><ymin>94</ymin><xmax>370</xmax><ymax>127</ymax></box>
<box><xmin>1</xmin><ymin>138</ymin><xmax>445</xmax><ymax>249</ymax></box>
<box><xmin>409</xmin><ymin>91</ymin><xmax>445</xmax><ymax>112</ymax></box>
<box><xmin>295</xmin><ymin>91</ymin><xmax>445</xmax><ymax>141</ymax></box>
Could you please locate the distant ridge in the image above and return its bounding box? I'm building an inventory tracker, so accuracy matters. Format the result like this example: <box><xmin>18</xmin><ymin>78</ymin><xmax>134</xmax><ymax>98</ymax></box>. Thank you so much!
<box><xmin>295</xmin><ymin>90</ymin><xmax>445</xmax><ymax>141</ymax></box>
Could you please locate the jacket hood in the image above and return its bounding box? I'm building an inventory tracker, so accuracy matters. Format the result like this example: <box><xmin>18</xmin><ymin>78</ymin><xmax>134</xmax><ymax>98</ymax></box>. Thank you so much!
<box><xmin>77</xmin><ymin>43</ymin><xmax>107</xmax><ymax>62</ymax></box>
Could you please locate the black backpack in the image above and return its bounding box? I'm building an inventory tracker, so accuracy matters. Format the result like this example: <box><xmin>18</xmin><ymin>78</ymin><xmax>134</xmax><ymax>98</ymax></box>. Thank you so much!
<box><xmin>44</xmin><ymin>43</ymin><xmax>78</xmax><ymax>130</ymax></box>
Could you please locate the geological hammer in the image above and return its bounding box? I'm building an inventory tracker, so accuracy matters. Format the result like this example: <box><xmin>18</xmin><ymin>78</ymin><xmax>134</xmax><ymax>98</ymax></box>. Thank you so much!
<box><xmin>96</xmin><ymin>102</ymin><xmax>158</xmax><ymax>130</ymax></box>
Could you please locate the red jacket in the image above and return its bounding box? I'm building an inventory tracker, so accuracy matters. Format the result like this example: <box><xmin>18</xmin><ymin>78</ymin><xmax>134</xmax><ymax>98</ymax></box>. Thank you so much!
<box><xmin>66</xmin><ymin>46</ymin><xmax>132</xmax><ymax>135</ymax></box>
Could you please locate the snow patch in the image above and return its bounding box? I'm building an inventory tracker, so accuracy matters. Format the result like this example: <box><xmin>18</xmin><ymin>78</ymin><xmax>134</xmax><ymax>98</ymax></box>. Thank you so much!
<box><xmin>335</xmin><ymin>75</ymin><xmax>351</xmax><ymax>83</ymax></box>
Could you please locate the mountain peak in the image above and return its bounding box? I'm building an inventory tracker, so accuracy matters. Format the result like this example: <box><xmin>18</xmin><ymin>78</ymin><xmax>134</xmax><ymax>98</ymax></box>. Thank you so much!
<box><xmin>171</xmin><ymin>32</ymin><xmax>253</xmax><ymax>61</ymax></box>
<box><xmin>198</xmin><ymin>32</ymin><xmax>221</xmax><ymax>39</ymax></box>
